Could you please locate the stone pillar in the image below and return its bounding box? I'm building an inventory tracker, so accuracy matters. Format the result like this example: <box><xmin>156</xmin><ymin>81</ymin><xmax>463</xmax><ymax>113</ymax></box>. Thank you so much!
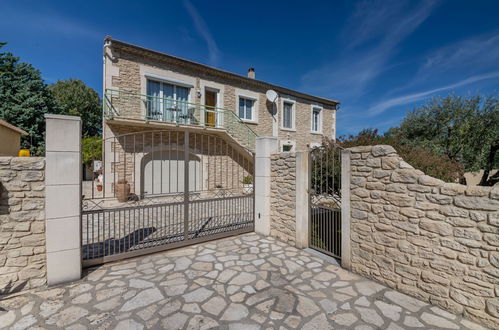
<box><xmin>295</xmin><ymin>152</ymin><xmax>310</xmax><ymax>248</ymax></box>
<box><xmin>44</xmin><ymin>114</ymin><xmax>82</xmax><ymax>285</ymax></box>
<box><xmin>254</xmin><ymin>137</ymin><xmax>278</xmax><ymax>236</ymax></box>
<box><xmin>341</xmin><ymin>149</ymin><xmax>351</xmax><ymax>269</ymax></box>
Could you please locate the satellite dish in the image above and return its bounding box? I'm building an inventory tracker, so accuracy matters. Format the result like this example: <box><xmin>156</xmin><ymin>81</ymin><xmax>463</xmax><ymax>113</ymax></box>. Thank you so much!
<box><xmin>266</xmin><ymin>89</ymin><xmax>278</xmax><ymax>103</ymax></box>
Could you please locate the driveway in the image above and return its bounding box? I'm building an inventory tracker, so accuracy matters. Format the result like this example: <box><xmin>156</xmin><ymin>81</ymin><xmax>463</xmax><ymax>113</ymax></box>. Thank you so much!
<box><xmin>0</xmin><ymin>233</ymin><xmax>487</xmax><ymax>329</ymax></box>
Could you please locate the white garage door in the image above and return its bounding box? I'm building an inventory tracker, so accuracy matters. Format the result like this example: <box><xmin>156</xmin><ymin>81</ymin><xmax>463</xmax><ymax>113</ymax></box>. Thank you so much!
<box><xmin>142</xmin><ymin>149</ymin><xmax>201</xmax><ymax>196</ymax></box>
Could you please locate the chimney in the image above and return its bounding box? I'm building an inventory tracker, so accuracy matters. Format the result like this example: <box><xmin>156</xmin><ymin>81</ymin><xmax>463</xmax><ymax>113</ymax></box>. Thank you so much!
<box><xmin>248</xmin><ymin>67</ymin><xmax>255</xmax><ymax>79</ymax></box>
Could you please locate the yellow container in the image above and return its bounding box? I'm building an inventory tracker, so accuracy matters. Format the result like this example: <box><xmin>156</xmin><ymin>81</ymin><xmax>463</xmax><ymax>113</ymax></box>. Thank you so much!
<box><xmin>18</xmin><ymin>149</ymin><xmax>30</xmax><ymax>157</ymax></box>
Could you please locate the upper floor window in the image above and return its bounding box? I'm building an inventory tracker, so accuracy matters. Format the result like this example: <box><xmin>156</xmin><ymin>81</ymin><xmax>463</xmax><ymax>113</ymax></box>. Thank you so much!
<box><xmin>282</xmin><ymin>101</ymin><xmax>294</xmax><ymax>129</ymax></box>
<box><xmin>147</xmin><ymin>80</ymin><xmax>190</xmax><ymax>121</ymax></box>
<box><xmin>239</xmin><ymin>97</ymin><xmax>255</xmax><ymax>121</ymax></box>
<box><xmin>311</xmin><ymin>107</ymin><xmax>322</xmax><ymax>133</ymax></box>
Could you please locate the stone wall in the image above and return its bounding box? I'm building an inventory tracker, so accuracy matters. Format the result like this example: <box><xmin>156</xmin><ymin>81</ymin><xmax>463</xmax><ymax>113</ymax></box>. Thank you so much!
<box><xmin>0</xmin><ymin>157</ymin><xmax>46</xmax><ymax>294</ymax></box>
<box><xmin>270</xmin><ymin>152</ymin><xmax>297</xmax><ymax>245</ymax></box>
<box><xmin>106</xmin><ymin>42</ymin><xmax>336</xmax><ymax>151</ymax></box>
<box><xmin>347</xmin><ymin>145</ymin><xmax>499</xmax><ymax>328</ymax></box>
<box><xmin>103</xmin><ymin>124</ymin><xmax>253</xmax><ymax>198</ymax></box>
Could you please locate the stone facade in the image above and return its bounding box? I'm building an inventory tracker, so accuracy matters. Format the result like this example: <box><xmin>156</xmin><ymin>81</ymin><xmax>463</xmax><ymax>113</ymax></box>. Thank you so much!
<box><xmin>270</xmin><ymin>152</ymin><xmax>297</xmax><ymax>245</ymax></box>
<box><xmin>347</xmin><ymin>145</ymin><xmax>499</xmax><ymax>328</ymax></box>
<box><xmin>104</xmin><ymin>39</ymin><xmax>337</xmax><ymax>152</ymax></box>
<box><xmin>0</xmin><ymin>157</ymin><xmax>46</xmax><ymax>294</ymax></box>
<box><xmin>101</xmin><ymin>124</ymin><xmax>253</xmax><ymax>198</ymax></box>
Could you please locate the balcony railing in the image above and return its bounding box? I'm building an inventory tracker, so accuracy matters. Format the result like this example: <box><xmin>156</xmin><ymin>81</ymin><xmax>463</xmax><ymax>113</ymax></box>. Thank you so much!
<box><xmin>104</xmin><ymin>88</ymin><xmax>257</xmax><ymax>152</ymax></box>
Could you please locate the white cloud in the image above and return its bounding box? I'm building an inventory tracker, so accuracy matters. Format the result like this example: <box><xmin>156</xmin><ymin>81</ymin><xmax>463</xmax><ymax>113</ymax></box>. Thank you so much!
<box><xmin>367</xmin><ymin>71</ymin><xmax>499</xmax><ymax>116</ymax></box>
<box><xmin>421</xmin><ymin>32</ymin><xmax>499</xmax><ymax>74</ymax></box>
<box><xmin>301</xmin><ymin>0</ymin><xmax>439</xmax><ymax>98</ymax></box>
<box><xmin>182</xmin><ymin>0</ymin><xmax>220</xmax><ymax>65</ymax></box>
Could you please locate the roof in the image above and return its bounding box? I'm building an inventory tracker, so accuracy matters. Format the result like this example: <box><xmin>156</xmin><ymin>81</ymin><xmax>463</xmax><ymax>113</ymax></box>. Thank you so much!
<box><xmin>105</xmin><ymin>37</ymin><xmax>340</xmax><ymax>108</ymax></box>
<box><xmin>0</xmin><ymin>120</ymin><xmax>28</xmax><ymax>135</ymax></box>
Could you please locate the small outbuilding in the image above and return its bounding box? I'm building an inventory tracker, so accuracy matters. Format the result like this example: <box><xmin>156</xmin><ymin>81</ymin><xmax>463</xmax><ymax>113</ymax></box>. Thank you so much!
<box><xmin>0</xmin><ymin>120</ymin><xmax>28</xmax><ymax>156</ymax></box>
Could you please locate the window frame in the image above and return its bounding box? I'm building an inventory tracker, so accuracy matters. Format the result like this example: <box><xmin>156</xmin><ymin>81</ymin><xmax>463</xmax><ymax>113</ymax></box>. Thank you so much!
<box><xmin>145</xmin><ymin>78</ymin><xmax>192</xmax><ymax>120</ymax></box>
<box><xmin>280</xmin><ymin>140</ymin><xmax>296</xmax><ymax>152</ymax></box>
<box><xmin>237</xmin><ymin>94</ymin><xmax>258</xmax><ymax>123</ymax></box>
<box><xmin>281</xmin><ymin>98</ymin><xmax>296</xmax><ymax>131</ymax></box>
<box><xmin>310</xmin><ymin>104</ymin><xmax>323</xmax><ymax>134</ymax></box>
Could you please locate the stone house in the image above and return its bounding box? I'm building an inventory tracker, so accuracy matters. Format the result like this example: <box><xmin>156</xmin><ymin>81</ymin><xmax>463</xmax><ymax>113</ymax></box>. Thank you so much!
<box><xmin>102</xmin><ymin>37</ymin><xmax>339</xmax><ymax>197</ymax></box>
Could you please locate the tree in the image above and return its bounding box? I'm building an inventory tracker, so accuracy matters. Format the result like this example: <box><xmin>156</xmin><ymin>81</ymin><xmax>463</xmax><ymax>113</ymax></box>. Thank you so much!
<box><xmin>393</xmin><ymin>94</ymin><xmax>499</xmax><ymax>185</ymax></box>
<box><xmin>50</xmin><ymin>79</ymin><xmax>101</xmax><ymax>136</ymax></box>
<box><xmin>81</xmin><ymin>135</ymin><xmax>102</xmax><ymax>168</ymax></box>
<box><xmin>338</xmin><ymin>128</ymin><xmax>463</xmax><ymax>183</ymax></box>
<box><xmin>0</xmin><ymin>42</ymin><xmax>60</xmax><ymax>155</ymax></box>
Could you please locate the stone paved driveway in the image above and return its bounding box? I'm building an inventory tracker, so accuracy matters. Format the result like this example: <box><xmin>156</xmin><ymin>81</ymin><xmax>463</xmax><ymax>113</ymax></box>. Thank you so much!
<box><xmin>0</xmin><ymin>233</ymin><xmax>489</xmax><ymax>329</ymax></box>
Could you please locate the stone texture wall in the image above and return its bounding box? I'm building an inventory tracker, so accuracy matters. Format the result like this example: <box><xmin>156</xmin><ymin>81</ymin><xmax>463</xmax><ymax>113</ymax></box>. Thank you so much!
<box><xmin>106</xmin><ymin>43</ymin><xmax>336</xmax><ymax>151</ymax></box>
<box><xmin>348</xmin><ymin>145</ymin><xmax>499</xmax><ymax>328</ymax></box>
<box><xmin>0</xmin><ymin>157</ymin><xmax>46</xmax><ymax>294</ymax></box>
<box><xmin>103</xmin><ymin>124</ymin><xmax>253</xmax><ymax>198</ymax></box>
<box><xmin>270</xmin><ymin>152</ymin><xmax>297</xmax><ymax>245</ymax></box>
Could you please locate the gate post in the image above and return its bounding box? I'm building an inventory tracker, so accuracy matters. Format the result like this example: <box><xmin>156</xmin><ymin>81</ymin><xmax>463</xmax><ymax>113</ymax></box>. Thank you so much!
<box><xmin>254</xmin><ymin>137</ymin><xmax>278</xmax><ymax>236</ymax></box>
<box><xmin>45</xmin><ymin>114</ymin><xmax>82</xmax><ymax>285</ymax></box>
<box><xmin>295</xmin><ymin>152</ymin><xmax>309</xmax><ymax>248</ymax></box>
<box><xmin>341</xmin><ymin>149</ymin><xmax>351</xmax><ymax>269</ymax></box>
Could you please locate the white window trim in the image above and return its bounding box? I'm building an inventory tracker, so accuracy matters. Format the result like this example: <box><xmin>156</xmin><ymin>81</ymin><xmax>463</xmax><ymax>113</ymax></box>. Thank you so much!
<box><xmin>236</xmin><ymin>93</ymin><xmax>258</xmax><ymax>124</ymax></box>
<box><xmin>331</xmin><ymin>109</ymin><xmax>337</xmax><ymax>141</ymax></box>
<box><xmin>146</xmin><ymin>78</ymin><xmax>192</xmax><ymax>102</ymax></box>
<box><xmin>145</xmin><ymin>78</ymin><xmax>193</xmax><ymax>123</ymax></box>
<box><xmin>203</xmin><ymin>87</ymin><xmax>223</xmax><ymax>128</ymax></box>
<box><xmin>309</xmin><ymin>142</ymin><xmax>321</xmax><ymax>149</ymax></box>
<box><xmin>280</xmin><ymin>97</ymin><xmax>296</xmax><ymax>131</ymax></box>
<box><xmin>310</xmin><ymin>104</ymin><xmax>323</xmax><ymax>134</ymax></box>
<box><xmin>144</xmin><ymin>73</ymin><xmax>194</xmax><ymax>89</ymax></box>
<box><xmin>280</xmin><ymin>140</ymin><xmax>296</xmax><ymax>152</ymax></box>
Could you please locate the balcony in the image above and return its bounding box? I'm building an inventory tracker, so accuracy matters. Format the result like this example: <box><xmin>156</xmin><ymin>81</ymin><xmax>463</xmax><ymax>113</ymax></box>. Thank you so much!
<box><xmin>104</xmin><ymin>88</ymin><xmax>257</xmax><ymax>151</ymax></box>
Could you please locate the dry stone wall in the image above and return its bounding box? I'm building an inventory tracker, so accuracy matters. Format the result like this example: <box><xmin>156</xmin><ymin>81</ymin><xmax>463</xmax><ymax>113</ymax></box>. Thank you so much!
<box><xmin>0</xmin><ymin>157</ymin><xmax>46</xmax><ymax>294</ymax></box>
<box><xmin>270</xmin><ymin>152</ymin><xmax>297</xmax><ymax>245</ymax></box>
<box><xmin>348</xmin><ymin>145</ymin><xmax>499</xmax><ymax>328</ymax></box>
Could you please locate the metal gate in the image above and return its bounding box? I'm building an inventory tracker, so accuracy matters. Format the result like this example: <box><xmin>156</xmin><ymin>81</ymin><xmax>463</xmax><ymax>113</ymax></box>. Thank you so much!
<box><xmin>81</xmin><ymin>129</ymin><xmax>254</xmax><ymax>267</ymax></box>
<box><xmin>309</xmin><ymin>142</ymin><xmax>342</xmax><ymax>259</ymax></box>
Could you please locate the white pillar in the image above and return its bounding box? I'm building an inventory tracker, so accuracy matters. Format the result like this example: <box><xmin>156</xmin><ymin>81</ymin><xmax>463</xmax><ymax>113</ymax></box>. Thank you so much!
<box><xmin>272</xmin><ymin>103</ymin><xmax>279</xmax><ymax>137</ymax></box>
<box><xmin>295</xmin><ymin>152</ymin><xmax>310</xmax><ymax>248</ymax></box>
<box><xmin>341</xmin><ymin>149</ymin><xmax>351</xmax><ymax>269</ymax></box>
<box><xmin>45</xmin><ymin>114</ymin><xmax>82</xmax><ymax>285</ymax></box>
<box><xmin>254</xmin><ymin>137</ymin><xmax>278</xmax><ymax>236</ymax></box>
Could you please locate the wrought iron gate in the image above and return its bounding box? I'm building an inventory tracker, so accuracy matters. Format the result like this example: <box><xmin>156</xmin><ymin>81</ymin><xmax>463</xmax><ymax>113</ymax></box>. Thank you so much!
<box><xmin>309</xmin><ymin>142</ymin><xmax>342</xmax><ymax>259</ymax></box>
<box><xmin>81</xmin><ymin>129</ymin><xmax>254</xmax><ymax>266</ymax></box>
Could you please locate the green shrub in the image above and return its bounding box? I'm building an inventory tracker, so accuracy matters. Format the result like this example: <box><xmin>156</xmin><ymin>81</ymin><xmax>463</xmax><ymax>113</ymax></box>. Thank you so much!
<box><xmin>242</xmin><ymin>175</ymin><xmax>253</xmax><ymax>184</ymax></box>
<box><xmin>338</xmin><ymin>129</ymin><xmax>463</xmax><ymax>183</ymax></box>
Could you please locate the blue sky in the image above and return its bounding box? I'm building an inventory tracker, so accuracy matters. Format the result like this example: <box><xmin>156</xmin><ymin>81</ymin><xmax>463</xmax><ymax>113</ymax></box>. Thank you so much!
<box><xmin>2</xmin><ymin>0</ymin><xmax>498</xmax><ymax>136</ymax></box>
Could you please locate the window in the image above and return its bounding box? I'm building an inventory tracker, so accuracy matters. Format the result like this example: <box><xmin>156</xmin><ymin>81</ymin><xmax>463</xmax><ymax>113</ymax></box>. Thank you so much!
<box><xmin>281</xmin><ymin>140</ymin><xmax>295</xmax><ymax>152</ymax></box>
<box><xmin>238</xmin><ymin>97</ymin><xmax>254</xmax><ymax>121</ymax></box>
<box><xmin>283</xmin><ymin>101</ymin><xmax>294</xmax><ymax>129</ymax></box>
<box><xmin>146</xmin><ymin>80</ymin><xmax>190</xmax><ymax>121</ymax></box>
<box><xmin>311</xmin><ymin>107</ymin><xmax>322</xmax><ymax>132</ymax></box>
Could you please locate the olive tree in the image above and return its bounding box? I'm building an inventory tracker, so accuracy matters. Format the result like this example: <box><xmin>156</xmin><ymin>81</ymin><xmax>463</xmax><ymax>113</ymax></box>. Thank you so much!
<box><xmin>394</xmin><ymin>94</ymin><xmax>498</xmax><ymax>186</ymax></box>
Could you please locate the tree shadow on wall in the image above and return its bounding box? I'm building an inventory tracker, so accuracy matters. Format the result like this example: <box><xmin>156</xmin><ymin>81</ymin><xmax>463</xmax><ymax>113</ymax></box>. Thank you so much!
<box><xmin>0</xmin><ymin>183</ymin><xmax>9</xmax><ymax>215</ymax></box>
<box><xmin>0</xmin><ymin>280</ymin><xmax>28</xmax><ymax>296</ymax></box>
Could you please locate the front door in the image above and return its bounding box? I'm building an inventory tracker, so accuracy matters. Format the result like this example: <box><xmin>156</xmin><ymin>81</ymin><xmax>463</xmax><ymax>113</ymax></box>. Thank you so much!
<box><xmin>205</xmin><ymin>90</ymin><xmax>217</xmax><ymax>127</ymax></box>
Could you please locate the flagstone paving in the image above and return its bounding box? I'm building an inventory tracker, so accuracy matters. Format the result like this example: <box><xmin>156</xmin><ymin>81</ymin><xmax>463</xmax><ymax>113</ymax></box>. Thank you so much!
<box><xmin>0</xmin><ymin>233</ymin><xmax>489</xmax><ymax>329</ymax></box>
